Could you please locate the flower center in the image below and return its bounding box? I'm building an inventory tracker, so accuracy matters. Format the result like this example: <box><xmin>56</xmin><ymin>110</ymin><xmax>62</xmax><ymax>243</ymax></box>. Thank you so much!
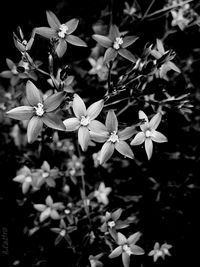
<box><xmin>60</xmin><ymin>229</ymin><xmax>66</xmax><ymax>237</ymax></box>
<box><xmin>123</xmin><ymin>244</ymin><xmax>132</xmax><ymax>256</ymax></box>
<box><xmin>145</xmin><ymin>129</ymin><xmax>151</xmax><ymax>138</ymax></box>
<box><xmin>42</xmin><ymin>172</ymin><xmax>49</xmax><ymax>178</ymax></box>
<box><xmin>58</xmin><ymin>24</ymin><xmax>69</xmax><ymax>38</ymax></box>
<box><xmin>12</xmin><ymin>66</ymin><xmax>18</xmax><ymax>75</ymax></box>
<box><xmin>80</xmin><ymin>116</ymin><xmax>90</xmax><ymax>126</ymax></box>
<box><xmin>113</xmin><ymin>37</ymin><xmax>123</xmax><ymax>50</ymax></box>
<box><xmin>108</xmin><ymin>221</ymin><xmax>116</xmax><ymax>228</ymax></box>
<box><xmin>22</xmin><ymin>40</ymin><xmax>27</xmax><ymax>46</ymax></box>
<box><xmin>108</xmin><ymin>131</ymin><xmax>119</xmax><ymax>143</ymax></box>
<box><xmin>34</xmin><ymin>103</ymin><xmax>44</xmax><ymax>117</ymax></box>
<box><xmin>25</xmin><ymin>176</ymin><xmax>32</xmax><ymax>183</ymax></box>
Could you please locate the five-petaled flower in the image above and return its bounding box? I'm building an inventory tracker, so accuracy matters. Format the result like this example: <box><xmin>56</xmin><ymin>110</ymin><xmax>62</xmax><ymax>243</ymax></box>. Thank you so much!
<box><xmin>6</xmin><ymin>80</ymin><xmax>66</xmax><ymax>143</ymax></box>
<box><xmin>94</xmin><ymin>182</ymin><xmax>112</xmax><ymax>205</ymax></box>
<box><xmin>90</xmin><ymin>110</ymin><xmax>135</xmax><ymax>165</ymax></box>
<box><xmin>92</xmin><ymin>24</ymin><xmax>138</xmax><ymax>64</ymax></box>
<box><xmin>63</xmin><ymin>93</ymin><xmax>104</xmax><ymax>151</ymax></box>
<box><xmin>35</xmin><ymin>10</ymin><xmax>87</xmax><ymax>57</ymax></box>
<box><xmin>131</xmin><ymin>110</ymin><xmax>167</xmax><ymax>160</ymax></box>
<box><xmin>150</xmin><ymin>39</ymin><xmax>180</xmax><ymax>80</ymax></box>
<box><xmin>34</xmin><ymin>195</ymin><xmax>65</xmax><ymax>222</ymax></box>
<box><xmin>88</xmin><ymin>56</ymin><xmax>108</xmax><ymax>81</ymax></box>
<box><xmin>148</xmin><ymin>242</ymin><xmax>172</xmax><ymax>262</ymax></box>
<box><xmin>109</xmin><ymin>232</ymin><xmax>144</xmax><ymax>267</ymax></box>
<box><xmin>101</xmin><ymin>208</ymin><xmax>128</xmax><ymax>240</ymax></box>
<box><xmin>13</xmin><ymin>166</ymin><xmax>33</xmax><ymax>194</ymax></box>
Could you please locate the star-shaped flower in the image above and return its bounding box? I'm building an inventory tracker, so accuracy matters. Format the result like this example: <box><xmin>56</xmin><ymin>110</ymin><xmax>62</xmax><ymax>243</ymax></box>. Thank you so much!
<box><xmin>150</xmin><ymin>39</ymin><xmax>181</xmax><ymax>80</ymax></box>
<box><xmin>90</xmin><ymin>110</ymin><xmax>135</xmax><ymax>164</ymax></box>
<box><xmin>37</xmin><ymin>161</ymin><xmax>59</xmax><ymax>188</ymax></box>
<box><xmin>63</xmin><ymin>94</ymin><xmax>104</xmax><ymax>151</ymax></box>
<box><xmin>88</xmin><ymin>56</ymin><xmax>108</xmax><ymax>81</ymax></box>
<box><xmin>109</xmin><ymin>232</ymin><xmax>144</xmax><ymax>267</ymax></box>
<box><xmin>13</xmin><ymin>166</ymin><xmax>33</xmax><ymax>194</ymax></box>
<box><xmin>101</xmin><ymin>208</ymin><xmax>128</xmax><ymax>240</ymax></box>
<box><xmin>94</xmin><ymin>182</ymin><xmax>112</xmax><ymax>205</ymax></box>
<box><xmin>34</xmin><ymin>195</ymin><xmax>65</xmax><ymax>222</ymax></box>
<box><xmin>130</xmin><ymin>110</ymin><xmax>167</xmax><ymax>160</ymax></box>
<box><xmin>35</xmin><ymin>10</ymin><xmax>87</xmax><ymax>57</ymax></box>
<box><xmin>6</xmin><ymin>80</ymin><xmax>66</xmax><ymax>143</ymax></box>
<box><xmin>148</xmin><ymin>242</ymin><xmax>172</xmax><ymax>262</ymax></box>
<box><xmin>92</xmin><ymin>24</ymin><xmax>138</xmax><ymax>64</ymax></box>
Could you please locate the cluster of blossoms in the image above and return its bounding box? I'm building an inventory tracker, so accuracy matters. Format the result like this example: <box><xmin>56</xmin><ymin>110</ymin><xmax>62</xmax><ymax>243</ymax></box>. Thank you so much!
<box><xmin>166</xmin><ymin>0</ymin><xmax>199</xmax><ymax>30</ymax></box>
<box><xmin>6</xmin><ymin>88</ymin><xmax>168</xmax><ymax>164</ymax></box>
<box><xmin>13</xmin><ymin>161</ymin><xmax>60</xmax><ymax>193</ymax></box>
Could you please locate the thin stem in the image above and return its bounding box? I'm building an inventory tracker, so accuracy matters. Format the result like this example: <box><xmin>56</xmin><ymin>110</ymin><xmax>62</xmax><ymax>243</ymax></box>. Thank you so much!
<box><xmin>143</xmin><ymin>0</ymin><xmax>156</xmax><ymax>18</ymax></box>
<box><xmin>142</xmin><ymin>0</ymin><xmax>194</xmax><ymax>20</ymax></box>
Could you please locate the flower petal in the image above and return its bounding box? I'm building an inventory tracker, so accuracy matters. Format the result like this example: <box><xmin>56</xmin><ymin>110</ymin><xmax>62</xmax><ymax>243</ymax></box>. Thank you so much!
<box><xmin>65</xmin><ymin>35</ymin><xmax>87</xmax><ymax>47</ymax></box>
<box><xmin>40</xmin><ymin>207</ymin><xmax>51</xmax><ymax>222</ymax></box>
<box><xmin>109</xmin><ymin>25</ymin><xmax>120</xmax><ymax>40</ymax></box>
<box><xmin>118</xmin><ymin>126</ymin><xmax>137</xmax><ymax>140</ymax></box>
<box><xmin>90</xmin><ymin>131</ymin><xmax>109</xmax><ymax>143</ymax></box>
<box><xmin>139</xmin><ymin>110</ymin><xmax>149</xmax><ymax>131</ymax></box>
<box><xmin>130</xmin><ymin>244</ymin><xmax>145</xmax><ymax>255</ymax></box>
<box><xmin>111</xmin><ymin>208</ymin><xmax>122</xmax><ymax>221</ymax></box>
<box><xmin>78</xmin><ymin>126</ymin><xmax>90</xmax><ymax>151</ymax></box>
<box><xmin>92</xmin><ymin>34</ymin><xmax>112</xmax><ymax>48</ymax></box>
<box><xmin>118</xmin><ymin>48</ymin><xmax>136</xmax><ymax>63</ymax></box>
<box><xmin>34</xmin><ymin>204</ymin><xmax>46</xmax><ymax>212</ymax></box>
<box><xmin>6</xmin><ymin>58</ymin><xmax>15</xmax><ymax>70</ymax></box>
<box><xmin>35</xmin><ymin>27</ymin><xmax>56</xmax><ymax>39</ymax></box>
<box><xmin>122</xmin><ymin>36</ymin><xmax>139</xmax><ymax>48</ymax></box>
<box><xmin>99</xmin><ymin>142</ymin><xmax>115</xmax><ymax>165</ymax></box>
<box><xmin>26</xmin><ymin>80</ymin><xmax>42</xmax><ymax>106</ymax></box>
<box><xmin>145</xmin><ymin>138</ymin><xmax>153</xmax><ymax>160</ymax></box>
<box><xmin>130</xmin><ymin>132</ymin><xmax>145</xmax><ymax>146</ymax></box>
<box><xmin>27</xmin><ymin>116</ymin><xmax>43</xmax><ymax>143</ymax></box>
<box><xmin>0</xmin><ymin>70</ymin><xmax>13</xmax><ymax>78</ymax></box>
<box><xmin>6</xmin><ymin>106</ymin><xmax>34</xmax><ymax>120</ymax></box>
<box><xmin>106</xmin><ymin>110</ymin><xmax>118</xmax><ymax>132</ymax></box>
<box><xmin>127</xmin><ymin>232</ymin><xmax>141</xmax><ymax>245</ymax></box>
<box><xmin>46</xmin><ymin>10</ymin><xmax>60</xmax><ymax>30</ymax></box>
<box><xmin>104</xmin><ymin>47</ymin><xmax>118</xmax><ymax>64</ymax></box>
<box><xmin>22</xmin><ymin>182</ymin><xmax>31</xmax><ymax>194</ymax></box>
<box><xmin>63</xmin><ymin>117</ymin><xmax>80</xmax><ymax>131</ymax></box>
<box><xmin>151</xmin><ymin>130</ymin><xmax>167</xmax><ymax>143</ymax></box>
<box><xmin>87</xmin><ymin>99</ymin><xmax>104</xmax><ymax>120</ymax></box>
<box><xmin>88</xmin><ymin>120</ymin><xmax>107</xmax><ymax>133</ymax></box>
<box><xmin>56</xmin><ymin>39</ymin><xmax>67</xmax><ymax>58</ymax></box>
<box><xmin>122</xmin><ymin>252</ymin><xmax>130</xmax><ymax>267</ymax></box>
<box><xmin>115</xmin><ymin>141</ymin><xmax>134</xmax><ymax>159</ymax></box>
<box><xmin>149</xmin><ymin>113</ymin><xmax>161</xmax><ymax>130</ymax></box>
<box><xmin>44</xmin><ymin>91</ymin><xmax>65</xmax><ymax>112</ymax></box>
<box><xmin>50</xmin><ymin>210</ymin><xmax>60</xmax><ymax>220</ymax></box>
<box><xmin>42</xmin><ymin>112</ymin><xmax>66</xmax><ymax>131</ymax></box>
<box><xmin>65</xmin><ymin>19</ymin><xmax>79</xmax><ymax>34</ymax></box>
<box><xmin>73</xmin><ymin>94</ymin><xmax>87</xmax><ymax>118</ymax></box>
<box><xmin>109</xmin><ymin>246</ymin><xmax>122</xmax><ymax>258</ymax></box>
<box><xmin>117</xmin><ymin>232</ymin><xmax>127</xmax><ymax>245</ymax></box>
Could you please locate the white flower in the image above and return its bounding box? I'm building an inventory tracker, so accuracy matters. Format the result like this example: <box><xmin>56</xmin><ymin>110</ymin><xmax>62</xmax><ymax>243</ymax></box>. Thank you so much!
<box><xmin>94</xmin><ymin>182</ymin><xmax>112</xmax><ymax>205</ymax></box>
<box><xmin>131</xmin><ymin>110</ymin><xmax>167</xmax><ymax>160</ymax></box>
